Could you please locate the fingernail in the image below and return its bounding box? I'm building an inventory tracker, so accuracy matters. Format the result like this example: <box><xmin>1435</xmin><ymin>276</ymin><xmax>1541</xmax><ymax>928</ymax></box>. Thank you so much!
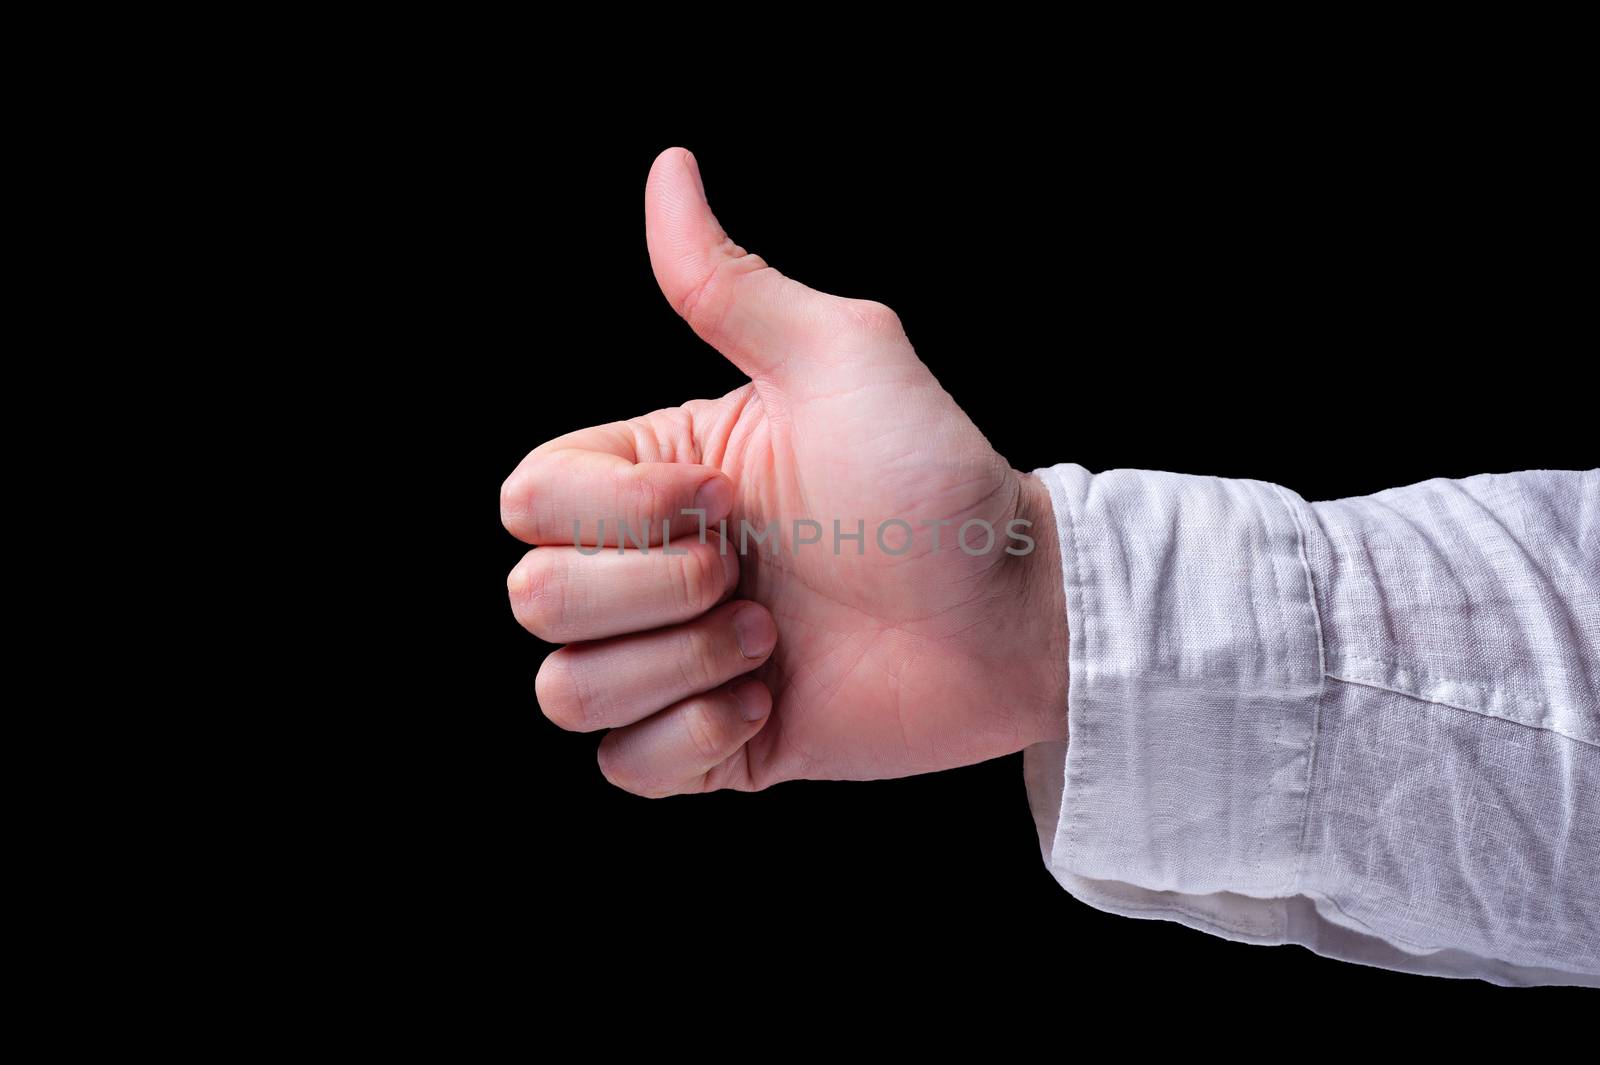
<box><xmin>693</xmin><ymin>476</ymin><xmax>732</xmax><ymax>520</ymax></box>
<box><xmin>733</xmin><ymin>604</ymin><xmax>776</xmax><ymax>659</ymax></box>
<box><xmin>734</xmin><ymin>679</ymin><xmax>769</xmax><ymax>722</ymax></box>
<box><xmin>683</xmin><ymin>150</ymin><xmax>707</xmax><ymax>203</ymax></box>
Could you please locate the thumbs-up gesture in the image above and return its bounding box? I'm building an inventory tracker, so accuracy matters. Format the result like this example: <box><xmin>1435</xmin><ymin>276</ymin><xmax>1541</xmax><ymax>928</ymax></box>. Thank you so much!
<box><xmin>503</xmin><ymin>148</ymin><xmax>1068</xmax><ymax>796</ymax></box>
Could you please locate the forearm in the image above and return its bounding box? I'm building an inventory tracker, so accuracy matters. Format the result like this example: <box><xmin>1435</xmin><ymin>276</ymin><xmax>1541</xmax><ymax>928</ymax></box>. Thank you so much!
<box><xmin>1025</xmin><ymin>463</ymin><xmax>1599</xmax><ymax>985</ymax></box>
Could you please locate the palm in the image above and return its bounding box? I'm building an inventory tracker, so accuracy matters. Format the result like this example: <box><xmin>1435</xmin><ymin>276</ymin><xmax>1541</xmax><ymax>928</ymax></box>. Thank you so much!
<box><xmin>680</xmin><ymin>365</ymin><xmax>1038</xmax><ymax>787</ymax></box>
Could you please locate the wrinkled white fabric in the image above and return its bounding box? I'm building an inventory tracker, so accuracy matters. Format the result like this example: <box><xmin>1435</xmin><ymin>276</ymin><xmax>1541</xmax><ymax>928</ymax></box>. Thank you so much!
<box><xmin>1024</xmin><ymin>464</ymin><xmax>1599</xmax><ymax>986</ymax></box>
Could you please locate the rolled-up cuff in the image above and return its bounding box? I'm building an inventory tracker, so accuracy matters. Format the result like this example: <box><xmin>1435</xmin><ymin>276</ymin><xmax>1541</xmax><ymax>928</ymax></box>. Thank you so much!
<box><xmin>1023</xmin><ymin>462</ymin><xmax>1325</xmax><ymax>943</ymax></box>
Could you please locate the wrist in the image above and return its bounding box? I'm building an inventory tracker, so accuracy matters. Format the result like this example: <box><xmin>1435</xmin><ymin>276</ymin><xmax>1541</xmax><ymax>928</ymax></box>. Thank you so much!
<box><xmin>1008</xmin><ymin>469</ymin><xmax>1070</xmax><ymax>747</ymax></box>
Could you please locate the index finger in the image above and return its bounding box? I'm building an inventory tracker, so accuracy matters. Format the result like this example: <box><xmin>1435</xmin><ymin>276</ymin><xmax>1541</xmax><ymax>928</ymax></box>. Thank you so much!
<box><xmin>500</xmin><ymin>423</ymin><xmax>734</xmax><ymax>547</ymax></box>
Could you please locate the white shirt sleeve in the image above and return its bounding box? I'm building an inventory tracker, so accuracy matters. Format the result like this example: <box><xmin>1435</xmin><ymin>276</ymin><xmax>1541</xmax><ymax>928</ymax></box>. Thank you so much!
<box><xmin>1023</xmin><ymin>463</ymin><xmax>1599</xmax><ymax>986</ymax></box>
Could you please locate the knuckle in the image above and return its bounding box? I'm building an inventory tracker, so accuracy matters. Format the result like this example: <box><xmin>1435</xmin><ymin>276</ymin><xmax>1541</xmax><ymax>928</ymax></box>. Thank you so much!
<box><xmin>676</xmin><ymin>625</ymin><xmax>720</xmax><ymax>693</ymax></box>
<box><xmin>681</xmin><ymin>698</ymin><xmax>728</xmax><ymax>762</ymax></box>
<box><xmin>847</xmin><ymin>298</ymin><xmax>903</xmax><ymax>337</ymax></box>
<box><xmin>614</xmin><ymin>466</ymin><xmax>661</xmax><ymax>537</ymax></box>
<box><xmin>674</xmin><ymin>545</ymin><xmax>724</xmax><ymax>616</ymax></box>
<box><xmin>595</xmin><ymin>741</ymin><xmax>633</xmax><ymax>792</ymax></box>
<box><xmin>682</xmin><ymin>251</ymin><xmax>766</xmax><ymax>339</ymax></box>
<box><xmin>515</xmin><ymin>554</ymin><xmax>569</xmax><ymax>642</ymax></box>
<box><xmin>597</xmin><ymin>741</ymin><xmax>673</xmax><ymax>799</ymax></box>
<box><xmin>535</xmin><ymin>653</ymin><xmax>587</xmax><ymax>731</ymax></box>
<box><xmin>499</xmin><ymin>471</ymin><xmax>525</xmax><ymax>531</ymax></box>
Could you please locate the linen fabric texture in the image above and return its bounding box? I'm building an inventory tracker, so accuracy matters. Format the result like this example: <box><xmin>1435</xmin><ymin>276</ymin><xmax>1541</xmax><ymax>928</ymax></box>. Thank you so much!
<box><xmin>1024</xmin><ymin>464</ymin><xmax>1598</xmax><ymax>986</ymax></box>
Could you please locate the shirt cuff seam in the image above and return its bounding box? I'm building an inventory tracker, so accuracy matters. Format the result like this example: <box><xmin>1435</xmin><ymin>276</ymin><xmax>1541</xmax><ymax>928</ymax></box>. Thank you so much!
<box><xmin>1033</xmin><ymin>463</ymin><xmax>1324</xmax><ymax>901</ymax></box>
<box><xmin>1266</xmin><ymin>481</ymin><xmax>1330</xmax><ymax>900</ymax></box>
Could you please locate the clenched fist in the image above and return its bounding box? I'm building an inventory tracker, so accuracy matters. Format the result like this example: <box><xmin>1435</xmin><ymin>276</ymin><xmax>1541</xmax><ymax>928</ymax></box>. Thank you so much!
<box><xmin>503</xmin><ymin>147</ymin><xmax>1067</xmax><ymax>797</ymax></box>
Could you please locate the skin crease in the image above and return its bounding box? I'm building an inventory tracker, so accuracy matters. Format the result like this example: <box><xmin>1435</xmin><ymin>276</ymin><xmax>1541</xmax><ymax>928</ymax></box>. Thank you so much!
<box><xmin>503</xmin><ymin>147</ymin><xmax>1068</xmax><ymax>797</ymax></box>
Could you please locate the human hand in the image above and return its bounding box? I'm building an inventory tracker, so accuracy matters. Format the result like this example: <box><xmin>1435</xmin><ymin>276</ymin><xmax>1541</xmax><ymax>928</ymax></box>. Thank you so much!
<box><xmin>502</xmin><ymin>147</ymin><xmax>1067</xmax><ymax>797</ymax></box>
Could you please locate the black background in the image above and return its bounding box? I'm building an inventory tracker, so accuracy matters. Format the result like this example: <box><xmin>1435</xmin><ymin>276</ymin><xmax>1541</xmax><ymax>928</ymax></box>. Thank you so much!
<box><xmin>396</xmin><ymin>105</ymin><xmax>1591</xmax><ymax>1008</ymax></box>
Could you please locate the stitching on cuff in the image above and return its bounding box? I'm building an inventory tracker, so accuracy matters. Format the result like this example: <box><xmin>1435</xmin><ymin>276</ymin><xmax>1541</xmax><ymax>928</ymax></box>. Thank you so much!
<box><xmin>1268</xmin><ymin>482</ymin><xmax>1329</xmax><ymax>900</ymax></box>
<box><xmin>1067</xmin><ymin>876</ymin><xmax>1284</xmax><ymax>939</ymax></box>
<box><xmin>1054</xmin><ymin>465</ymin><xmax>1093</xmax><ymax>868</ymax></box>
